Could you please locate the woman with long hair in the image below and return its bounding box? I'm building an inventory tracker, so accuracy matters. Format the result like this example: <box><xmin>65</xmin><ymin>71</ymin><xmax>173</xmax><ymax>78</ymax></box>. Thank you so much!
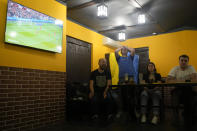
<box><xmin>140</xmin><ymin>62</ymin><xmax>162</xmax><ymax>125</ymax></box>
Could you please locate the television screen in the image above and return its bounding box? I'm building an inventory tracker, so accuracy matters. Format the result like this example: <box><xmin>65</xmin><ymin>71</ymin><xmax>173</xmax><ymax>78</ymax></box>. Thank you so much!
<box><xmin>5</xmin><ymin>0</ymin><xmax>63</xmax><ymax>53</ymax></box>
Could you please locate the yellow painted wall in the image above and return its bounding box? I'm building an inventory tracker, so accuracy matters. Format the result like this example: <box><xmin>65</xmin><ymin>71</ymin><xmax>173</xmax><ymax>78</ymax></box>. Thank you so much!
<box><xmin>66</xmin><ymin>20</ymin><xmax>114</xmax><ymax>71</ymax></box>
<box><xmin>121</xmin><ymin>30</ymin><xmax>197</xmax><ymax>77</ymax></box>
<box><xmin>0</xmin><ymin>0</ymin><xmax>67</xmax><ymax>72</ymax></box>
<box><xmin>0</xmin><ymin>0</ymin><xmax>114</xmax><ymax>72</ymax></box>
<box><xmin>1</xmin><ymin>1</ymin><xmax>196</xmax><ymax>75</ymax></box>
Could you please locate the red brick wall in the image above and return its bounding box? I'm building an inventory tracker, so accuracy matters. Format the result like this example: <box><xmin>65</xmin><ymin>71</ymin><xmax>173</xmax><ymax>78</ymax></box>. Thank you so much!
<box><xmin>0</xmin><ymin>66</ymin><xmax>66</xmax><ymax>131</ymax></box>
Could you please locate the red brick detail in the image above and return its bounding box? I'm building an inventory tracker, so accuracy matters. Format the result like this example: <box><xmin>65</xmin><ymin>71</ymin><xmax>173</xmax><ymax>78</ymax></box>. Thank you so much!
<box><xmin>0</xmin><ymin>66</ymin><xmax>66</xmax><ymax>131</ymax></box>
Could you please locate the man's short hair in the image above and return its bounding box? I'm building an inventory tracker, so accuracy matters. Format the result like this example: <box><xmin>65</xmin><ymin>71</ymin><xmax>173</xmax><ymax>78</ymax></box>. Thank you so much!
<box><xmin>98</xmin><ymin>58</ymin><xmax>106</xmax><ymax>63</ymax></box>
<box><xmin>179</xmin><ymin>54</ymin><xmax>189</xmax><ymax>61</ymax></box>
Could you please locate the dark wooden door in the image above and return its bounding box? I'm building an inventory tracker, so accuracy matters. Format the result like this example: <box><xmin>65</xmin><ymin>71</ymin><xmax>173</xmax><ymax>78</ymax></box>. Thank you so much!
<box><xmin>66</xmin><ymin>36</ymin><xmax>91</xmax><ymax>84</ymax></box>
<box><xmin>135</xmin><ymin>47</ymin><xmax>149</xmax><ymax>74</ymax></box>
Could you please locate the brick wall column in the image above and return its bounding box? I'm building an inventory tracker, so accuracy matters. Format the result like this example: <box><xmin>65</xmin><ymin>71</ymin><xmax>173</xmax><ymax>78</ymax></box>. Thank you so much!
<box><xmin>0</xmin><ymin>66</ymin><xmax>66</xmax><ymax>131</ymax></box>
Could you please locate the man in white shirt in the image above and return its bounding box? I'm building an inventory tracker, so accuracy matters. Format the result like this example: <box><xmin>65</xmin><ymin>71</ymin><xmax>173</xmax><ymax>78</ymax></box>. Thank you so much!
<box><xmin>167</xmin><ymin>54</ymin><xmax>197</xmax><ymax>127</ymax></box>
<box><xmin>168</xmin><ymin>56</ymin><xmax>196</xmax><ymax>81</ymax></box>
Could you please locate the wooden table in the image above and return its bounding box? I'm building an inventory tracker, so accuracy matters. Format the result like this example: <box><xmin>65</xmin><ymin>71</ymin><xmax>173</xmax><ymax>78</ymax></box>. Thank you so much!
<box><xmin>110</xmin><ymin>82</ymin><xmax>197</xmax><ymax>88</ymax></box>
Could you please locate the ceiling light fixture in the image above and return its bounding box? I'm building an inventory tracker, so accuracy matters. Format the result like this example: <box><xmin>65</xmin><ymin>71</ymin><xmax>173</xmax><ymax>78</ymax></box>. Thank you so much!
<box><xmin>118</xmin><ymin>32</ymin><xmax>126</xmax><ymax>41</ymax></box>
<box><xmin>138</xmin><ymin>14</ymin><xmax>145</xmax><ymax>24</ymax></box>
<box><xmin>97</xmin><ymin>0</ymin><xmax>108</xmax><ymax>18</ymax></box>
<box><xmin>128</xmin><ymin>0</ymin><xmax>141</xmax><ymax>8</ymax></box>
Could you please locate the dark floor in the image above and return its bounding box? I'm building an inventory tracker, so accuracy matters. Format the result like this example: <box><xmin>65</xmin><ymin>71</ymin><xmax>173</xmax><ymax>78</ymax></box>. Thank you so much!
<box><xmin>32</xmin><ymin>121</ymin><xmax>197</xmax><ymax>131</ymax></box>
<box><xmin>32</xmin><ymin>109</ymin><xmax>197</xmax><ymax>131</ymax></box>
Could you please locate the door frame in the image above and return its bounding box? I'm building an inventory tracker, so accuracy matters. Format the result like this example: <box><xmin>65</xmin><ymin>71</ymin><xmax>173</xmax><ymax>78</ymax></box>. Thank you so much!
<box><xmin>66</xmin><ymin>35</ymin><xmax>92</xmax><ymax>82</ymax></box>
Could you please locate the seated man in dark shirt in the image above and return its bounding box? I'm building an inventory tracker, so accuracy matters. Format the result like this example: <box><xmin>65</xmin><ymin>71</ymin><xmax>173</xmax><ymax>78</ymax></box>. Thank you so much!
<box><xmin>89</xmin><ymin>58</ymin><xmax>112</xmax><ymax>120</ymax></box>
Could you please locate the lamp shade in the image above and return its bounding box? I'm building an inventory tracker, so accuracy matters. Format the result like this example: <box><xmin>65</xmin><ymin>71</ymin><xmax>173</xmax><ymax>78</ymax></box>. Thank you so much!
<box><xmin>97</xmin><ymin>4</ymin><xmax>108</xmax><ymax>18</ymax></box>
<box><xmin>118</xmin><ymin>32</ymin><xmax>126</xmax><ymax>41</ymax></box>
<box><xmin>138</xmin><ymin>14</ymin><xmax>146</xmax><ymax>24</ymax></box>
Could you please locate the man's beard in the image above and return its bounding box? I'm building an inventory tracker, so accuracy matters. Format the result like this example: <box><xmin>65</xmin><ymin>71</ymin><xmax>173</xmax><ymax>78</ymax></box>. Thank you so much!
<box><xmin>100</xmin><ymin>65</ymin><xmax>106</xmax><ymax>70</ymax></box>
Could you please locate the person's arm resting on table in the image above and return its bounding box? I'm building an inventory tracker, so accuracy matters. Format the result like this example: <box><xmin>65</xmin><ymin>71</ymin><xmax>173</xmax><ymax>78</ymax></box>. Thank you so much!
<box><xmin>89</xmin><ymin>80</ymin><xmax>94</xmax><ymax>99</ymax></box>
<box><xmin>103</xmin><ymin>72</ymin><xmax>112</xmax><ymax>99</ymax></box>
<box><xmin>166</xmin><ymin>67</ymin><xmax>177</xmax><ymax>83</ymax></box>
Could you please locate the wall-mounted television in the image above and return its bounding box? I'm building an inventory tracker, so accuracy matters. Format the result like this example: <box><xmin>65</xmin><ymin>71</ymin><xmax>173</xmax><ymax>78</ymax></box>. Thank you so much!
<box><xmin>5</xmin><ymin>0</ymin><xmax>63</xmax><ymax>53</ymax></box>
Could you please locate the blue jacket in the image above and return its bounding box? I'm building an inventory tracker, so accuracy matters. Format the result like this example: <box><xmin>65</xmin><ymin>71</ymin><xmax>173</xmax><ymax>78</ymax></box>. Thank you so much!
<box><xmin>117</xmin><ymin>52</ymin><xmax>139</xmax><ymax>84</ymax></box>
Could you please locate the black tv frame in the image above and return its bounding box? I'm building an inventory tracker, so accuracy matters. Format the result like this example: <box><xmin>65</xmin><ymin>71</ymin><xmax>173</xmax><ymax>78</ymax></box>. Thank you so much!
<box><xmin>4</xmin><ymin>0</ymin><xmax>63</xmax><ymax>53</ymax></box>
